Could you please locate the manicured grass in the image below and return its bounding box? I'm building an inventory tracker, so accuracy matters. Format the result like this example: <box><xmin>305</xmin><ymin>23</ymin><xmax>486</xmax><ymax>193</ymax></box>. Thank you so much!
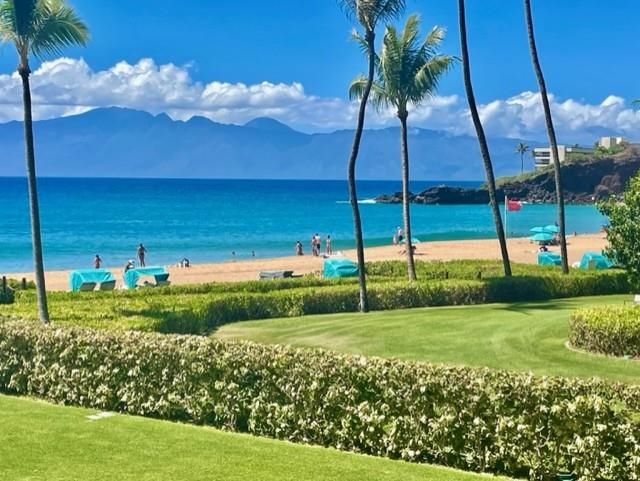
<box><xmin>216</xmin><ymin>294</ymin><xmax>640</xmax><ymax>384</ymax></box>
<box><xmin>0</xmin><ymin>395</ymin><xmax>512</xmax><ymax>481</ymax></box>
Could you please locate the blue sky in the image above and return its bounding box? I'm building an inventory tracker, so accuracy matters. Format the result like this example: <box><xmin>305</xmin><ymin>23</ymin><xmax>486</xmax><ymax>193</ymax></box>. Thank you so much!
<box><xmin>0</xmin><ymin>0</ymin><xmax>637</xmax><ymax>142</ymax></box>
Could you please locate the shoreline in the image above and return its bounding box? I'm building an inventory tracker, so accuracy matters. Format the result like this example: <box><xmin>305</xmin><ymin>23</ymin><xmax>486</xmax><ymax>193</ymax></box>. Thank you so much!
<box><xmin>4</xmin><ymin>233</ymin><xmax>608</xmax><ymax>292</ymax></box>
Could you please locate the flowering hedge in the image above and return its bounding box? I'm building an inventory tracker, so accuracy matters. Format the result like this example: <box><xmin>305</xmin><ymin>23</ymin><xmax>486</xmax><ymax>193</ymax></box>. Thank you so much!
<box><xmin>570</xmin><ymin>306</ymin><xmax>640</xmax><ymax>357</ymax></box>
<box><xmin>0</xmin><ymin>321</ymin><xmax>638</xmax><ymax>480</ymax></box>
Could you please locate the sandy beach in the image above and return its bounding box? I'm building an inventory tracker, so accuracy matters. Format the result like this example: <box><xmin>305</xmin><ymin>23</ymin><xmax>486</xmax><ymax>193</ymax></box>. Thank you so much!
<box><xmin>6</xmin><ymin>233</ymin><xmax>607</xmax><ymax>292</ymax></box>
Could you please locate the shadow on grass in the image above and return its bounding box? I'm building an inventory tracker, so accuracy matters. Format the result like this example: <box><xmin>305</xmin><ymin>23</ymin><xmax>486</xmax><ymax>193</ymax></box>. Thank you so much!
<box><xmin>496</xmin><ymin>296</ymin><xmax>624</xmax><ymax>315</ymax></box>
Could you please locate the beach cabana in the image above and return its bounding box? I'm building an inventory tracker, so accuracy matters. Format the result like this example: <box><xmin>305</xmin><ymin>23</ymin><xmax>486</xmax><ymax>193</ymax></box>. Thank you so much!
<box><xmin>123</xmin><ymin>266</ymin><xmax>169</xmax><ymax>289</ymax></box>
<box><xmin>537</xmin><ymin>252</ymin><xmax>561</xmax><ymax>266</ymax></box>
<box><xmin>69</xmin><ymin>269</ymin><xmax>116</xmax><ymax>292</ymax></box>
<box><xmin>323</xmin><ymin>258</ymin><xmax>358</xmax><ymax>278</ymax></box>
<box><xmin>578</xmin><ymin>252</ymin><xmax>613</xmax><ymax>270</ymax></box>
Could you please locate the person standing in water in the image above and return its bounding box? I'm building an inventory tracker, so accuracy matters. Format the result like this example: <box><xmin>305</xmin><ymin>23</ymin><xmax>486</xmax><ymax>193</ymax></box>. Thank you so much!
<box><xmin>94</xmin><ymin>254</ymin><xmax>102</xmax><ymax>269</ymax></box>
<box><xmin>137</xmin><ymin>243</ymin><xmax>147</xmax><ymax>267</ymax></box>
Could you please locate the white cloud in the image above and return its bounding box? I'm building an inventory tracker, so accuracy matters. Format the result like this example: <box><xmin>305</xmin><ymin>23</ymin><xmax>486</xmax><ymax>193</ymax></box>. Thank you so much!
<box><xmin>0</xmin><ymin>57</ymin><xmax>638</xmax><ymax>143</ymax></box>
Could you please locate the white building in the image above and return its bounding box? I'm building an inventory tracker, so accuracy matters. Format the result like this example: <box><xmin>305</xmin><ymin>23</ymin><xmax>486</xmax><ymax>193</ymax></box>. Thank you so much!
<box><xmin>598</xmin><ymin>136</ymin><xmax>626</xmax><ymax>149</ymax></box>
<box><xmin>532</xmin><ymin>145</ymin><xmax>593</xmax><ymax>169</ymax></box>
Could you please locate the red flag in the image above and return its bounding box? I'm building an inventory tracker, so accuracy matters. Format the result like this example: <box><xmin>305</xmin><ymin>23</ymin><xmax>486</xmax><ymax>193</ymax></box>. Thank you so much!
<box><xmin>507</xmin><ymin>198</ymin><xmax>522</xmax><ymax>212</ymax></box>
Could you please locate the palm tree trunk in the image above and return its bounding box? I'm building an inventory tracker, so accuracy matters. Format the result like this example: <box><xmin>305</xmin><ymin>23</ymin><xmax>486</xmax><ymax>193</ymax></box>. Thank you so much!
<box><xmin>520</xmin><ymin>152</ymin><xmax>524</xmax><ymax>175</ymax></box>
<box><xmin>524</xmin><ymin>0</ymin><xmax>569</xmax><ymax>274</ymax></box>
<box><xmin>457</xmin><ymin>0</ymin><xmax>512</xmax><ymax>276</ymax></box>
<box><xmin>19</xmin><ymin>65</ymin><xmax>50</xmax><ymax>324</ymax></box>
<box><xmin>398</xmin><ymin>112</ymin><xmax>416</xmax><ymax>281</ymax></box>
<box><xmin>347</xmin><ymin>30</ymin><xmax>376</xmax><ymax>312</ymax></box>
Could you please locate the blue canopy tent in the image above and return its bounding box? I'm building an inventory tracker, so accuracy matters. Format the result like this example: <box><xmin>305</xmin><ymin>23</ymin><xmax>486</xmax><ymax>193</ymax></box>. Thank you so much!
<box><xmin>68</xmin><ymin>269</ymin><xmax>116</xmax><ymax>292</ymax></box>
<box><xmin>578</xmin><ymin>252</ymin><xmax>614</xmax><ymax>270</ymax></box>
<box><xmin>123</xmin><ymin>266</ymin><xmax>169</xmax><ymax>289</ymax></box>
<box><xmin>323</xmin><ymin>258</ymin><xmax>358</xmax><ymax>278</ymax></box>
<box><xmin>537</xmin><ymin>252</ymin><xmax>561</xmax><ymax>266</ymax></box>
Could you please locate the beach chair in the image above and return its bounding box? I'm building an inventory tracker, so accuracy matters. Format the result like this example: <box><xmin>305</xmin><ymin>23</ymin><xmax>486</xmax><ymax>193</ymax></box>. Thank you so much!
<box><xmin>79</xmin><ymin>282</ymin><xmax>97</xmax><ymax>292</ymax></box>
<box><xmin>259</xmin><ymin>270</ymin><xmax>294</xmax><ymax>280</ymax></box>
<box><xmin>154</xmin><ymin>273</ymin><xmax>170</xmax><ymax>286</ymax></box>
<box><xmin>99</xmin><ymin>280</ymin><xmax>116</xmax><ymax>290</ymax></box>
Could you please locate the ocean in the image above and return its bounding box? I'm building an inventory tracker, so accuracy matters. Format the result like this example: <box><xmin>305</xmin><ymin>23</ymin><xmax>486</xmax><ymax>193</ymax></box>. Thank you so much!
<box><xmin>1</xmin><ymin>177</ymin><xmax>607</xmax><ymax>273</ymax></box>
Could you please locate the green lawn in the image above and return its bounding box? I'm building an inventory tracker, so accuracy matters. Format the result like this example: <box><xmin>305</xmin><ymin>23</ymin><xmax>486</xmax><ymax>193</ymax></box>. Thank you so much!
<box><xmin>216</xmin><ymin>294</ymin><xmax>640</xmax><ymax>383</ymax></box>
<box><xmin>0</xmin><ymin>395</ymin><xmax>512</xmax><ymax>481</ymax></box>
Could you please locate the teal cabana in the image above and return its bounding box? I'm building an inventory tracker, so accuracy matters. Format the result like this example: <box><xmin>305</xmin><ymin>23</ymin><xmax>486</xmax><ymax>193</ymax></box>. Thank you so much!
<box><xmin>578</xmin><ymin>252</ymin><xmax>613</xmax><ymax>270</ymax></box>
<box><xmin>69</xmin><ymin>269</ymin><xmax>116</xmax><ymax>292</ymax></box>
<box><xmin>123</xmin><ymin>266</ymin><xmax>169</xmax><ymax>289</ymax></box>
<box><xmin>323</xmin><ymin>258</ymin><xmax>358</xmax><ymax>278</ymax></box>
<box><xmin>537</xmin><ymin>252</ymin><xmax>561</xmax><ymax>266</ymax></box>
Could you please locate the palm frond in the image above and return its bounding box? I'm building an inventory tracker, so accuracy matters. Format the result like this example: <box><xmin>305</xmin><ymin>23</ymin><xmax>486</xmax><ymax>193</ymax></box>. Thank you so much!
<box><xmin>400</xmin><ymin>13</ymin><xmax>420</xmax><ymax>47</ymax></box>
<box><xmin>410</xmin><ymin>55</ymin><xmax>455</xmax><ymax>103</ymax></box>
<box><xmin>350</xmin><ymin>29</ymin><xmax>371</xmax><ymax>56</ymax></box>
<box><xmin>349</xmin><ymin>75</ymin><xmax>391</xmax><ymax>112</ymax></box>
<box><xmin>348</xmin><ymin>75</ymin><xmax>369</xmax><ymax>101</ymax></box>
<box><xmin>338</xmin><ymin>0</ymin><xmax>405</xmax><ymax>32</ymax></box>
<box><xmin>372</xmin><ymin>0</ymin><xmax>406</xmax><ymax>27</ymax></box>
<box><xmin>373</xmin><ymin>14</ymin><xmax>455</xmax><ymax>115</ymax></box>
<box><xmin>30</xmin><ymin>0</ymin><xmax>88</xmax><ymax>58</ymax></box>
<box><xmin>368</xmin><ymin>82</ymin><xmax>392</xmax><ymax>111</ymax></box>
<box><xmin>0</xmin><ymin>1</ymin><xmax>17</xmax><ymax>43</ymax></box>
<box><xmin>9</xmin><ymin>0</ymin><xmax>37</xmax><ymax>37</ymax></box>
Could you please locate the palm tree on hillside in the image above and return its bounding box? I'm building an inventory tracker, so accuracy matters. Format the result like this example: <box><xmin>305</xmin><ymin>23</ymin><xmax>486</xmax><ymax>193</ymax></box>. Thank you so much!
<box><xmin>523</xmin><ymin>0</ymin><xmax>568</xmax><ymax>273</ymax></box>
<box><xmin>338</xmin><ymin>0</ymin><xmax>405</xmax><ymax>309</ymax></box>
<box><xmin>350</xmin><ymin>14</ymin><xmax>454</xmax><ymax>281</ymax></box>
<box><xmin>0</xmin><ymin>0</ymin><xmax>89</xmax><ymax>323</ymax></box>
<box><xmin>457</xmin><ymin>0</ymin><xmax>511</xmax><ymax>277</ymax></box>
<box><xmin>515</xmin><ymin>142</ymin><xmax>530</xmax><ymax>175</ymax></box>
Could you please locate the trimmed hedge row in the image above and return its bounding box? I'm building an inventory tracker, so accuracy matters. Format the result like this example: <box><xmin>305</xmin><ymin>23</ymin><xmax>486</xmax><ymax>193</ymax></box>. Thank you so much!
<box><xmin>365</xmin><ymin>259</ymin><xmax>558</xmax><ymax>279</ymax></box>
<box><xmin>570</xmin><ymin>306</ymin><xmax>640</xmax><ymax>357</ymax></box>
<box><xmin>2</xmin><ymin>271</ymin><xmax>630</xmax><ymax>334</ymax></box>
<box><xmin>0</xmin><ymin>322</ymin><xmax>638</xmax><ymax>480</ymax></box>
<box><xmin>158</xmin><ymin>271</ymin><xmax>630</xmax><ymax>333</ymax></box>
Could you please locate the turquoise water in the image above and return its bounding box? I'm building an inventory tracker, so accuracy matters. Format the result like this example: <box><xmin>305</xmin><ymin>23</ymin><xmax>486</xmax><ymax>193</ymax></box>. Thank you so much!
<box><xmin>1</xmin><ymin>177</ymin><xmax>607</xmax><ymax>272</ymax></box>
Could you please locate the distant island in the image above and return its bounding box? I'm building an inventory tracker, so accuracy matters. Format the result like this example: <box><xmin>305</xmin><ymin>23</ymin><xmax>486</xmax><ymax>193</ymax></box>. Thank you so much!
<box><xmin>376</xmin><ymin>144</ymin><xmax>640</xmax><ymax>204</ymax></box>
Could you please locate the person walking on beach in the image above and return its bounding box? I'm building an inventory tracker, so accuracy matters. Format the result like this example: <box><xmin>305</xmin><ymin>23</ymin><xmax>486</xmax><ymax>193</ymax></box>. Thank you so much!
<box><xmin>326</xmin><ymin>235</ymin><xmax>332</xmax><ymax>255</ymax></box>
<box><xmin>295</xmin><ymin>240</ymin><xmax>303</xmax><ymax>256</ymax></box>
<box><xmin>310</xmin><ymin>234</ymin><xmax>318</xmax><ymax>256</ymax></box>
<box><xmin>137</xmin><ymin>243</ymin><xmax>147</xmax><ymax>267</ymax></box>
<box><xmin>93</xmin><ymin>254</ymin><xmax>102</xmax><ymax>269</ymax></box>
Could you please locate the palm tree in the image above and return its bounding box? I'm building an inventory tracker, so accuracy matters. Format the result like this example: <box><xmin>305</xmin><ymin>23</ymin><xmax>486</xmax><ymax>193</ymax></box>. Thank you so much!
<box><xmin>523</xmin><ymin>0</ymin><xmax>568</xmax><ymax>273</ymax></box>
<box><xmin>457</xmin><ymin>0</ymin><xmax>511</xmax><ymax>277</ymax></box>
<box><xmin>515</xmin><ymin>142</ymin><xmax>530</xmax><ymax>175</ymax></box>
<box><xmin>0</xmin><ymin>0</ymin><xmax>89</xmax><ymax>323</ymax></box>
<box><xmin>350</xmin><ymin>14</ymin><xmax>454</xmax><ymax>281</ymax></box>
<box><xmin>338</xmin><ymin>0</ymin><xmax>405</xmax><ymax>309</ymax></box>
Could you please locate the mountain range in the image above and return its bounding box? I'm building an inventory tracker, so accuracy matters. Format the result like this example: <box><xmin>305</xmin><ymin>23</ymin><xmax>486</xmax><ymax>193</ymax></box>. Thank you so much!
<box><xmin>0</xmin><ymin>107</ymin><xmax>543</xmax><ymax>180</ymax></box>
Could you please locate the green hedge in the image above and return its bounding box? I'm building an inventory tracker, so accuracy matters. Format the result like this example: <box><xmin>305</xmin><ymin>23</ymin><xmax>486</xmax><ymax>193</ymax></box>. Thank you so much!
<box><xmin>0</xmin><ymin>321</ymin><xmax>638</xmax><ymax>480</ymax></box>
<box><xmin>1</xmin><ymin>271</ymin><xmax>630</xmax><ymax>334</ymax></box>
<box><xmin>365</xmin><ymin>259</ymin><xmax>567</xmax><ymax>279</ymax></box>
<box><xmin>570</xmin><ymin>306</ymin><xmax>640</xmax><ymax>357</ymax></box>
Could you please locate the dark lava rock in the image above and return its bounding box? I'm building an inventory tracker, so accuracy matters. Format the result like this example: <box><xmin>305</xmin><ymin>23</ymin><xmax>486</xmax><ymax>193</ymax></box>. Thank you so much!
<box><xmin>376</xmin><ymin>146</ymin><xmax>640</xmax><ymax>205</ymax></box>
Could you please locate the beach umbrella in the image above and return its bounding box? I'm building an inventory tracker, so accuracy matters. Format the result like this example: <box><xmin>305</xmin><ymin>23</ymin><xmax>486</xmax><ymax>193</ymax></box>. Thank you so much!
<box><xmin>530</xmin><ymin>232</ymin><xmax>554</xmax><ymax>242</ymax></box>
<box><xmin>544</xmin><ymin>224</ymin><xmax>559</xmax><ymax>233</ymax></box>
<box><xmin>530</xmin><ymin>226</ymin><xmax>548</xmax><ymax>233</ymax></box>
